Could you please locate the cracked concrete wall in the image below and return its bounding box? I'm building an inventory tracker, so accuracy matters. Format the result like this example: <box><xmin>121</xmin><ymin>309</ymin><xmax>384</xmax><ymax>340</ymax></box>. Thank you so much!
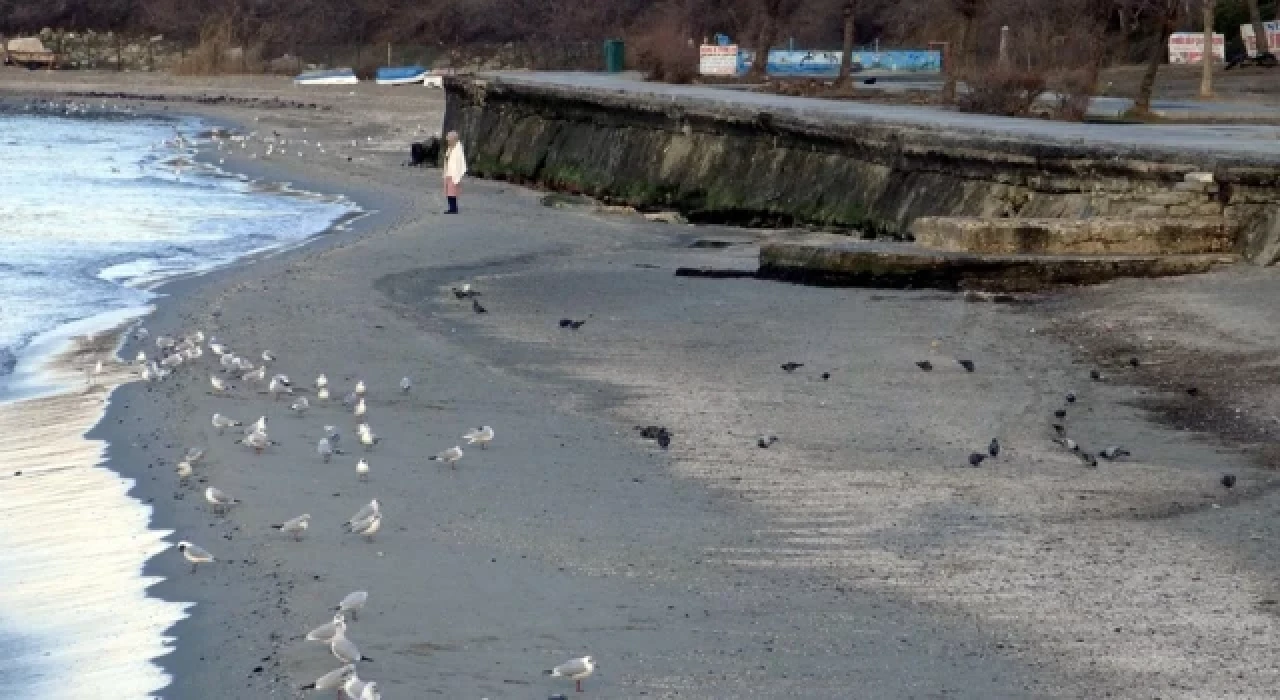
<box><xmin>444</xmin><ymin>77</ymin><xmax>1280</xmax><ymax>264</ymax></box>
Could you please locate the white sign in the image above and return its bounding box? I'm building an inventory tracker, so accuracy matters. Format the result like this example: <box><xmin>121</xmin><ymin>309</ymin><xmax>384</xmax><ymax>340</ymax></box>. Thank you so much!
<box><xmin>1241</xmin><ymin>21</ymin><xmax>1280</xmax><ymax>57</ymax></box>
<box><xmin>1167</xmin><ymin>32</ymin><xmax>1225</xmax><ymax>64</ymax></box>
<box><xmin>699</xmin><ymin>45</ymin><xmax>739</xmax><ymax>76</ymax></box>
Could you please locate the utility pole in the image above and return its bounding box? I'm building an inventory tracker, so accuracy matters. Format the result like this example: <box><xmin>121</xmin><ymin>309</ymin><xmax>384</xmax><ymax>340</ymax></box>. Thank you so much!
<box><xmin>836</xmin><ymin>1</ymin><xmax>856</xmax><ymax>87</ymax></box>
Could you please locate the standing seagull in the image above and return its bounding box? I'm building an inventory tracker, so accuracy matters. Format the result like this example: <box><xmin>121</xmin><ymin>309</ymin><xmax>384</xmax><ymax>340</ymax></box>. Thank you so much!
<box><xmin>546</xmin><ymin>656</ymin><xmax>596</xmax><ymax>693</ymax></box>
<box><xmin>271</xmin><ymin>513</ymin><xmax>311</xmax><ymax>540</ymax></box>
<box><xmin>429</xmin><ymin>445</ymin><xmax>464</xmax><ymax>468</ymax></box>
<box><xmin>349</xmin><ymin>512</ymin><xmax>382</xmax><ymax>542</ymax></box>
<box><xmin>354</xmin><ymin>380</ymin><xmax>366</xmax><ymax>397</ymax></box>
<box><xmin>305</xmin><ymin>613</ymin><xmax>347</xmax><ymax>643</ymax></box>
<box><xmin>344</xmin><ymin>502</ymin><xmax>379</xmax><ymax>534</ymax></box>
<box><xmin>463</xmin><ymin>426</ymin><xmax>495</xmax><ymax>449</ymax></box>
<box><xmin>318</xmin><ymin>437</ymin><xmax>335</xmax><ymax>463</ymax></box>
<box><xmin>299</xmin><ymin>664</ymin><xmax>355</xmax><ymax>692</ymax></box>
<box><xmin>205</xmin><ymin>486</ymin><xmax>239</xmax><ymax>514</ymax></box>
<box><xmin>330</xmin><ymin>628</ymin><xmax>374</xmax><ymax>663</ymax></box>
<box><xmin>400</xmin><ymin>376</ymin><xmax>412</xmax><ymax>394</ymax></box>
<box><xmin>177</xmin><ymin>541</ymin><xmax>214</xmax><ymax>573</ymax></box>
<box><xmin>211</xmin><ymin>413</ymin><xmax>241</xmax><ymax>434</ymax></box>
<box><xmin>356</xmin><ymin>458</ymin><xmax>370</xmax><ymax>481</ymax></box>
<box><xmin>209</xmin><ymin>375</ymin><xmax>229</xmax><ymax>393</ymax></box>
<box><xmin>335</xmin><ymin>590</ymin><xmax>369</xmax><ymax>621</ymax></box>
<box><xmin>353</xmin><ymin>398</ymin><xmax>367</xmax><ymax>419</ymax></box>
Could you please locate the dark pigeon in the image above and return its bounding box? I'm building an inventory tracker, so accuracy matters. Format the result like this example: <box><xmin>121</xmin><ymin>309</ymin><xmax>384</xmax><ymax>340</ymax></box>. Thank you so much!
<box><xmin>780</xmin><ymin>362</ymin><xmax>804</xmax><ymax>372</ymax></box>
<box><xmin>1089</xmin><ymin>370</ymin><xmax>1102</xmax><ymax>381</ymax></box>
<box><xmin>569</xmin><ymin>320</ymin><xmax>586</xmax><ymax>329</ymax></box>
<box><xmin>1221</xmin><ymin>474</ymin><xmax>1236</xmax><ymax>489</ymax></box>
<box><xmin>1065</xmin><ymin>392</ymin><xmax>1077</xmax><ymax>404</ymax></box>
<box><xmin>916</xmin><ymin>361</ymin><xmax>933</xmax><ymax>372</ymax></box>
<box><xmin>1052</xmin><ymin>423</ymin><xmax>1066</xmax><ymax>436</ymax></box>
<box><xmin>958</xmin><ymin>359</ymin><xmax>975</xmax><ymax>373</ymax></box>
<box><xmin>1054</xmin><ymin>409</ymin><xmax>1067</xmax><ymax>419</ymax></box>
<box><xmin>1079</xmin><ymin>452</ymin><xmax>1098</xmax><ymax>467</ymax></box>
<box><xmin>968</xmin><ymin>453</ymin><xmax>986</xmax><ymax>467</ymax></box>
<box><xmin>559</xmin><ymin>319</ymin><xmax>573</xmax><ymax>328</ymax></box>
<box><xmin>757</xmin><ymin>435</ymin><xmax>779</xmax><ymax>449</ymax></box>
<box><xmin>1186</xmin><ymin>387</ymin><xmax>1200</xmax><ymax>397</ymax></box>
<box><xmin>1129</xmin><ymin>357</ymin><xmax>1140</xmax><ymax>367</ymax></box>
<box><xmin>656</xmin><ymin>429</ymin><xmax>671</xmax><ymax>449</ymax></box>
<box><xmin>1099</xmin><ymin>446</ymin><xmax>1130</xmax><ymax>460</ymax></box>
<box><xmin>821</xmin><ymin>372</ymin><xmax>831</xmax><ymax>380</ymax></box>
<box><xmin>988</xmin><ymin>438</ymin><xmax>1000</xmax><ymax>458</ymax></box>
<box><xmin>472</xmin><ymin>299</ymin><xmax>487</xmax><ymax>314</ymax></box>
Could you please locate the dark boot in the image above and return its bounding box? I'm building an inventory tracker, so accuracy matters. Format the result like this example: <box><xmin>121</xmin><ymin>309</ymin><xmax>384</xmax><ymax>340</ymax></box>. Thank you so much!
<box><xmin>446</xmin><ymin>196</ymin><xmax>459</xmax><ymax>214</ymax></box>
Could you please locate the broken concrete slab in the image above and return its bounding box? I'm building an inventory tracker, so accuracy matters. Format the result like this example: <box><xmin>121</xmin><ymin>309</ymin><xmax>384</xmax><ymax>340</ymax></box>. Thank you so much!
<box><xmin>910</xmin><ymin>217</ymin><xmax>1234</xmax><ymax>256</ymax></box>
<box><xmin>758</xmin><ymin>240</ymin><xmax>1238</xmax><ymax>292</ymax></box>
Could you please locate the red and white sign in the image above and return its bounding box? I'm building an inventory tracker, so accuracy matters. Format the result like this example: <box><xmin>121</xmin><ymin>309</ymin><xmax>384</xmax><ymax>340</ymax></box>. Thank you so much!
<box><xmin>699</xmin><ymin>45</ymin><xmax>739</xmax><ymax>76</ymax></box>
<box><xmin>1167</xmin><ymin>32</ymin><xmax>1225</xmax><ymax>64</ymax></box>
<box><xmin>1241</xmin><ymin>22</ymin><xmax>1280</xmax><ymax>57</ymax></box>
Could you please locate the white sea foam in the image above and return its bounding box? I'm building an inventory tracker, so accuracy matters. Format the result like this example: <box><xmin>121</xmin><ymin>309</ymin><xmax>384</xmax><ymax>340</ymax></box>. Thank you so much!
<box><xmin>0</xmin><ymin>112</ymin><xmax>357</xmax><ymax>697</ymax></box>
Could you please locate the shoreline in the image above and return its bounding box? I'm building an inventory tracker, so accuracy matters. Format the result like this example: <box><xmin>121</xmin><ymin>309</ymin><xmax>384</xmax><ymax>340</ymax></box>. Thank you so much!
<box><xmin>5</xmin><ymin>74</ymin><xmax>1280</xmax><ymax>699</ymax></box>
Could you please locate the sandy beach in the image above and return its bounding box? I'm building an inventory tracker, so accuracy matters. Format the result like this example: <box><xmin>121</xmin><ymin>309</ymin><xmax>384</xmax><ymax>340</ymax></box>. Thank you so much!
<box><xmin>4</xmin><ymin>69</ymin><xmax>1280</xmax><ymax>698</ymax></box>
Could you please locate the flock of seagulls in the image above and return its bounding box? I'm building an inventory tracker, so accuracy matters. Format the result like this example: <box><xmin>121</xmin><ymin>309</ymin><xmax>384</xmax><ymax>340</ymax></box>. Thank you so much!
<box><xmin>129</xmin><ymin>295</ymin><xmax>596</xmax><ymax>696</ymax></box>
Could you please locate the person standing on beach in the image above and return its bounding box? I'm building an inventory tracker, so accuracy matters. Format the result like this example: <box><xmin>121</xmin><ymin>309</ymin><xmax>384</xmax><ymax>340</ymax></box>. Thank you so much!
<box><xmin>442</xmin><ymin>130</ymin><xmax>467</xmax><ymax>214</ymax></box>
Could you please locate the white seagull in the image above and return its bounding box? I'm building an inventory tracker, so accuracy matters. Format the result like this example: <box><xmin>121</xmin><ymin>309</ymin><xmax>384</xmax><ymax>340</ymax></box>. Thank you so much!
<box><xmin>175</xmin><ymin>461</ymin><xmax>193</xmax><ymax>482</ymax></box>
<box><xmin>184</xmin><ymin>447</ymin><xmax>206</xmax><ymax>464</ymax></box>
<box><xmin>463</xmin><ymin>425</ymin><xmax>495</xmax><ymax>449</ymax></box>
<box><xmin>349</xmin><ymin>512</ymin><xmax>381</xmax><ymax>541</ymax></box>
<box><xmin>429</xmin><ymin>445</ymin><xmax>464</xmax><ymax>468</ymax></box>
<box><xmin>210</xmin><ymin>375</ymin><xmax>229</xmax><ymax>392</ymax></box>
<box><xmin>400</xmin><ymin>376</ymin><xmax>412</xmax><ymax>393</ymax></box>
<box><xmin>356</xmin><ymin>458</ymin><xmax>370</xmax><ymax>481</ymax></box>
<box><xmin>205</xmin><ymin>486</ymin><xmax>239</xmax><ymax>514</ymax></box>
<box><xmin>330</xmin><ymin>628</ymin><xmax>374</xmax><ymax>663</ymax></box>
<box><xmin>305</xmin><ymin>613</ymin><xmax>346</xmax><ymax>642</ymax></box>
<box><xmin>354</xmin><ymin>380</ymin><xmax>366</xmax><ymax>396</ymax></box>
<box><xmin>353</xmin><ymin>398</ymin><xmax>367</xmax><ymax>419</ymax></box>
<box><xmin>335</xmin><ymin>590</ymin><xmax>369</xmax><ymax>620</ymax></box>
<box><xmin>343</xmin><ymin>503</ymin><xmax>379</xmax><ymax>534</ymax></box>
<box><xmin>240</xmin><ymin>429</ymin><xmax>270</xmax><ymax>454</ymax></box>
<box><xmin>211</xmin><ymin>413</ymin><xmax>241</xmax><ymax>434</ymax></box>
<box><xmin>268</xmin><ymin>376</ymin><xmax>292</xmax><ymax>400</ymax></box>
<box><xmin>317</xmin><ymin>386</ymin><xmax>331</xmax><ymax>401</ymax></box>
<box><xmin>299</xmin><ymin>664</ymin><xmax>355</xmax><ymax>692</ymax></box>
<box><xmin>290</xmin><ymin>397</ymin><xmax>310</xmax><ymax>414</ymax></box>
<box><xmin>317</xmin><ymin>437</ymin><xmax>335</xmax><ymax>462</ymax></box>
<box><xmin>177</xmin><ymin>541</ymin><xmax>214</xmax><ymax>573</ymax></box>
<box><xmin>271</xmin><ymin>513</ymin><xmax>311</xmax><ymax>540</ymax></box>
<box><xmin>315</xmin><ymin>373</ymin><xmax>329</xmax><ymax>389</ymax></box>
<box><xmin>546</xmin><ymin>656</ymin><xmax>596</xmax><ymax>693</ymax></box>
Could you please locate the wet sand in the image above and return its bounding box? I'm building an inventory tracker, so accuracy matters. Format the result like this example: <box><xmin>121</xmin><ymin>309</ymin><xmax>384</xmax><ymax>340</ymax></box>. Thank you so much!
<box><xmin>4</xmin><ymin>72</ymin><xmax>1279</xmax><ymax>699</ymax></box>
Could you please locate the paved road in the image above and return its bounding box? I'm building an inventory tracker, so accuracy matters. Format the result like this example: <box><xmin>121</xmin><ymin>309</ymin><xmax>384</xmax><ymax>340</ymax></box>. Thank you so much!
<box><xmin>487</xmin><ymin>72</ymin><xmax>1280</xmax><ymax>163</ymax></box>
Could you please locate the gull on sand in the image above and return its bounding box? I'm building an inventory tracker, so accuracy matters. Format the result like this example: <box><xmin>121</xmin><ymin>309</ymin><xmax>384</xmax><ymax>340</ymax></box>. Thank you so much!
<box><xmin>305</xmin><ymin>613</ymin><xmax>346</xmax><ymax>643</ymax></box>
<box><xmin>336</xmin><ymin>590</ymin><xmax>369</xmax><ymax>620</ymax></box>
<box><xmin>205</xmin><ymin>486</ymin><xmax>239</xmax><ymax>514</ymax></box>
<box><xmin>175</xmin><ymin>461</ymin><xmax>193</xmax><ymax>482</ymax></box>
<box><xmin>315</xmin><ymin>373</ymin><xmax>328</xmax><ymax>389</ymax></box>
<box><xmin>318</xmin><ymin>437</ymin><xmax>335</xmax><ymax>462</ymax></box>
<box><xmin>209</xmin><ymin>375</ymin><xmax>229</xmax><ymax>392</ymax></box>
<box><xmin>272</xmin><ymin>513</ymin><xmax>311</xmax><ymax>540</ymax></box>
<box><xmin>291</xmin><ymin>397</ymin><xmax>310</xmax><ymax>414</ymax></box>
<box><xmin>212</xmin><ymin>413</ymin><xmax>241</xmax><ymax>434</ymax></box>
<box><xmin>429</xmin><ymin>445</ymin><xmax>464</xmax><ymax>468</ymax></box>
<box><xmin>240</xmin><ymin>429</ymin><xmax>270</xmax><ymax>453</ymax></box>
<box><xmin>353</xmin><ymin>398</ymin><xmax>367</xmax><ymax>419</ymax></box>
<box><xmin>300</xmin><ymin>664</ymin><xmax>355</xmax><ymax>691</ymax></box>
<box><xmin>356</xmin><ymin>458</ymin><xmax>370</xmax><ymax>481</ymax></box>
<box><xmin>546</xmin><ymin>656</ymin><xmax>596</xmax><ymax>693</ymax></box>
<box><xmin>348</xmin><ymin>512</ymin><xmax>382</xmax><ymax>542</ymax></box>
<box><xmin>400</xmin><ymin>376</ymin><xmax>411</xmax><ymax>393</ymax></box>
<box><xmin>177</xmin><ymin>541</ymin><xmax>214</xmax><ymax>573</ymax></box>
<box><xmin>463</xmin><ymin>425</ymin><xmax>495</xmax><ymax>449</ymax></box>
<box><xmin>330</xmin><ymin>628</ymin><xmax>374</xmax><ymax>663</ymax></box>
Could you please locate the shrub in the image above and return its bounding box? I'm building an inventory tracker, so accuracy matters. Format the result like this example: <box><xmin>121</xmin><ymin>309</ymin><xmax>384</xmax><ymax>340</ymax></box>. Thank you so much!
<box><xmin>628</xmin><ymin>3</ymin><xmax>699</xmax><ymax>84</ymax></box>
<box><xmin>958</xmin><ymin>66</ymin><xmax>1047</xmax><ymax>117</ymax></box>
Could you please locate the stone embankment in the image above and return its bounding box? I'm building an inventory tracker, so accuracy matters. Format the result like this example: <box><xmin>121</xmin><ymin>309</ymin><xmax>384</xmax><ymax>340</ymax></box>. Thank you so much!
<box><xmin>444</xmin><ymin>73</ymin><xmax>1280</xmax><ymax>286</ymax></box>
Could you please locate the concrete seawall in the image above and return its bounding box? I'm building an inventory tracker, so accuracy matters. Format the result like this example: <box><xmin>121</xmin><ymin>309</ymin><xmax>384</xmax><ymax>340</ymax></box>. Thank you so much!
<box><xmin>444</xmin><ymin>73</ymin><xmax>1280</xmax><ymax>264</ymax></box>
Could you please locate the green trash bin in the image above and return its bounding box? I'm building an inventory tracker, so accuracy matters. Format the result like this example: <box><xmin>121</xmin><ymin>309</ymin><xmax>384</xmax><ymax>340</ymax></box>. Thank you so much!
<box><xmin>604</xmin><ymin>39</ymin><xmax>625</xmax><ymax>73</ymax></box>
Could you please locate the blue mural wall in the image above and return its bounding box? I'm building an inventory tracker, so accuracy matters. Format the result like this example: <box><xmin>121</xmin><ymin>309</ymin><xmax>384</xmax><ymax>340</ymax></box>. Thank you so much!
<box><xmin>737</xmin><ymin>49</ymin><xmax>941</xmax><ymax>76</ymax></box>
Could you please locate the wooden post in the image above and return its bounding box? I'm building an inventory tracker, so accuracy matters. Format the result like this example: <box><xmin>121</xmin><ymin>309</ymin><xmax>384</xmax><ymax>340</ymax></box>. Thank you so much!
<box><xmin>998</xmin><ymin>25</ymin><xmax>1010</xmax><ymax>66</ymax></box>
<box><xmin>387</xmin><ymin>42</ymin><xmax>392</xmax><ymax>67</ymax></box>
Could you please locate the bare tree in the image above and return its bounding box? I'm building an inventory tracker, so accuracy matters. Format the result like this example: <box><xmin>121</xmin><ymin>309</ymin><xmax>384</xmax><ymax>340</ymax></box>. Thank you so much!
<box><xmin>1245</xmin><ymin>0</ymin><xmax>1271</xmax><ymax>57</ymax></box>
<box><xmin>1133</xmin><ymin>0</ymin><xmax>1179</xmax><ymax>116</ymax></box>
<box><xmin>1200</xmin><ymin>0</ymin><xmax>1214</xmax><ymax>98</ymax></box>
<box><xmin>747</xmin><ymin>0</ymin><xmax>801</xmax><ymax>79</ymax></box>
<box><xmin>941</xmin><ymin>0</ymin><xmax>984</xmax><ymax>102</ymax></box>
<box><xmin>835</xmin><ymin>0</ymin><xmax>855</xmax><ymax>86</ymax></box>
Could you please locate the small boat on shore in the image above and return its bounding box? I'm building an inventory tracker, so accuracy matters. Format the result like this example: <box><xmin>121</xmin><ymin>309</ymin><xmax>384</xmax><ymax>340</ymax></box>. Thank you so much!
<box><xmin>375</xmin><ymin>65</ymin><xmax>427</xmax><ymax>86</ymax></box>
<box><xmin>293</xmin><ymin>68</ymin><xmax>359</xmax><ymax>86</ymax></box>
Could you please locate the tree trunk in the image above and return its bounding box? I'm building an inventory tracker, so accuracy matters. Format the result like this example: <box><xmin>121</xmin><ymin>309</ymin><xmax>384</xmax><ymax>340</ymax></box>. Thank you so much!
<box><xmin>1134</xmin><ymin>1</ymin><xmax>1178</xmax><ymax>116</ymax></box>
<box><xmin>1200</xmin><ymin>0</ymin><xmax>1215</xmax><ymax>98</ymax></box>
<box><xmin>942</xmin><ymin>14</ymin><xmax>975</xmax><ymax>102</ymax></box>
<box><xmin>748</xmin><ymin>0</ymin><xmax>784</xmax><ymax>80</ymax></box>
<box><xmin>836</xmin><ymin>1</ymin><xmax>856</xmax><ymax>87</ymax></box>
<box><xmin>1245</xmin><ymin>0</ymin><xmax>1271</xmax><ymax>56</ymax></box>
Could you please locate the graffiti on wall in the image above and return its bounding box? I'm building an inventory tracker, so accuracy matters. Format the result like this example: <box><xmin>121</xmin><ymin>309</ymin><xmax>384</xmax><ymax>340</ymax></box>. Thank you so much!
<box><xmin>736</xmin><ymin>48</ymin><xmax>942</xmax><ymax>76</ymax></box>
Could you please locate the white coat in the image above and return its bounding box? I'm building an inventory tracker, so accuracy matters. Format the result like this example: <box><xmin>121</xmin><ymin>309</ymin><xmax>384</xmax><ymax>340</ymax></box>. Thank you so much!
<box><xmin>443</xmin><ymin>143</ymin><xmax>467</xmax><ymax>183</ymax></box>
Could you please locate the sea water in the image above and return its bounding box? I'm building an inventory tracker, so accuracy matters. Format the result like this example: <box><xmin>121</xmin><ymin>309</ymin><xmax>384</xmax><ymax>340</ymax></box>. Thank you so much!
<box><xmin>0</xmin><ymin>110</ymin><xmax>355</xmax><ymax>698</ymax></box>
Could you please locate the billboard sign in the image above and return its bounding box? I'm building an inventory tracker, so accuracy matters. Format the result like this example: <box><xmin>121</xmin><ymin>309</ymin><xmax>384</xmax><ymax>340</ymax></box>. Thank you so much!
<box><xmin>1167</xmin><ymin>32</ymin><xmax>1225</xmax><ymax>64</ymax></box>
